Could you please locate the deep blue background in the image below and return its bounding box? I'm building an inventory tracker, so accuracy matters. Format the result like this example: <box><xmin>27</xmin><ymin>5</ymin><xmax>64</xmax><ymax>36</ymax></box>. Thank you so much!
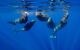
<box><xmin>0</xmin><ymin>0</ymin><xmax>80</xmax><ymax>50</ymax></box>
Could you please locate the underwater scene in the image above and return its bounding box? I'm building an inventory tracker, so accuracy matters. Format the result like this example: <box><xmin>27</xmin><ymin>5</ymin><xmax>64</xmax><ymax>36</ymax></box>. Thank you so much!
<box><xmin>0</xmin><ymin>0</ymin><xmax>80</xmax><ymax>50</ymax></box>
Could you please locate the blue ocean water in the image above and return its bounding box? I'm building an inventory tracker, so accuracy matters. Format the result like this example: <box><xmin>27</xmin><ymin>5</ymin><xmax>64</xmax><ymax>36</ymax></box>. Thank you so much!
<box><xmin>0</xmin><ymin>0</ymin><xmax>80</xmax><ymax>50</ymax></box>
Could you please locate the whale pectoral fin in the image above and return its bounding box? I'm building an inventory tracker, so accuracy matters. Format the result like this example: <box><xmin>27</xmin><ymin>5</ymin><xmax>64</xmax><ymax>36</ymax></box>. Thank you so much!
<box><xmin>8</xmin><ymin>21</ymin><xmax>16</xmax><ymax>25</ymax></box>
<box><xmin>13</xmin><ymin>28</ymin><xmax>25</xmax><ymax>32</ymax></box>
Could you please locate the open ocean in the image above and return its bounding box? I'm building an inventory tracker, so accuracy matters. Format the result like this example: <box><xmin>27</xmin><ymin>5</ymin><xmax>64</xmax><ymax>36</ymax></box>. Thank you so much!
<box><xmin>0</xmin><ymin>0</ymin><xmax>80</xmax><ymax>50</ymax></box>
